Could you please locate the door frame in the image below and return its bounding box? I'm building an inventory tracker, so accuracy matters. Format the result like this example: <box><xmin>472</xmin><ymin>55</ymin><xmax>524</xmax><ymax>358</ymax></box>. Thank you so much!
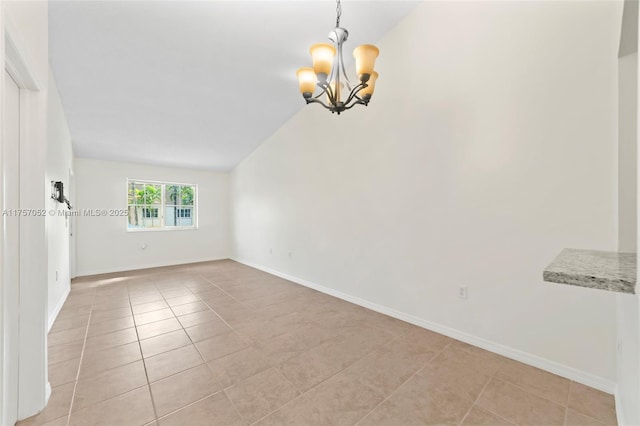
<box><xmin>1</xmin><ymin>13</ymin><xmax>48</xmax><ymax>424</ymax></box>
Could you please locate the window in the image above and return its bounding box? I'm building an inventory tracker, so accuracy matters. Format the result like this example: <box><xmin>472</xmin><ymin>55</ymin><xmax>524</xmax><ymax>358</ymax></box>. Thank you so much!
<box><xmin>176</xmin><ymin>208</ymin><xmax>191</xmax><ymax>218</ymax></box>
<box><xmin>142</xmin><ymin>208</ymin><xmax>158</xmax><ymax>218</ymax></box>
<box><xmin>127</xmin><ymin>180</ymin><xmax>197</xmax><ymax>230</ymax></box>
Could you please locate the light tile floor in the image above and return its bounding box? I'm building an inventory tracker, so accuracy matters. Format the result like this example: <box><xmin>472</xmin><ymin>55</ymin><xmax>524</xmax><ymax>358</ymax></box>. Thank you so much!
<box><xmin>19</xmin><ymin>260</ymin><xmax>617</xmax><ymax>426</ymax></box>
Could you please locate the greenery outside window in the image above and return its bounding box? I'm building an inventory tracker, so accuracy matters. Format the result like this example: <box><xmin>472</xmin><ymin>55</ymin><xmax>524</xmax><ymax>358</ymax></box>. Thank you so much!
<box><xmin>127</xmin><ymin>180</ymin><xmax>197</xmax><ymax>230</ymax></box>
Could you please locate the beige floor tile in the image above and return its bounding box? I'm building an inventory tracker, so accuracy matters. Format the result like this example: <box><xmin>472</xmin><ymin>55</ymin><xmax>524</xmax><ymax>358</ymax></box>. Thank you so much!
<box><xmin>38</xmin><ymin>416</ymin><xmax>69</xmax><ymax>426</ymax></box>
<box><xmin>495</xmin><ymin>358</ymin><xmax>570</xmax><ymax>405</ymax></box>
<box><xmin>208</xmin><ymin>346</ymin><xmax>272</xmax><ymax>388</ymax></box>
<box><xmin>278</xmin><ymin>347</ymin><xmax>344</xmax><ymax>393</ymax></box>
<box><xmin>141</xmin><ymin>329</ymin><xmax>191</xmax><ymax>358</ymax></box>
<box><xmin>476</xmin><ymin>379</ymin><xmax>565</xmax><ymax>426</ymax></box>
<box><xmin>161</xmin><ymin>288</ymin><xmax>193</xmax><ymax>299</ymax></box>
<box><xmin>568</xmin><ymin>382</ymin><xmax>617</xmax><ymax>425</ymax></box>
<box><xmin>136</xmin><ymin>317</ymin><xmax>182</xmax><ymax>340</ymax></box>
<box><xmin>58</xmin><ymin>304</ymin><xmax>92</xmax><ymax>318</ymax></box>
<box><xmin>150</xmin><ymin>364</ymin><xmax>221</xmax><ymax>417</ymax></box>
<box><xmin>90</xmin><ymin>306</ymin><xmax>133</xmax><ymax>323</ymax></box>
<box><xmin>259</xmin><ymin>370</ymin><xmax>383</xmax><ymax>426</ymax></box>
<box><xmin>177</xmin><ymin>310</ymin><xmax>220</xmax><ymax>328</ymax></box>
<box><xmin>64</xmin><ymin>294</ymin><xmax>95</xmax><ymax>308</ymax></box>
<box><xmin>86</xmin><ymin>315</ymin><xmax>135</xmax><ymax>337</ymax></box>
<box><xmin>48</xmin><ymin>326</ymin><xmax>87</xmax><ymax>348</ymax></box>
<box><xmin>69</xmin><ymin>386</ymin><xmax>155</xmax><ymax>426</ymax></box>
<box><xmin>166</xmin><ymin>294</ymin><xmax>200</xmax><ymax>307</ymax></box>
<box><xmin>16</xmin><ymin>382</ymin><xmax>75</xmax><ymax>426</ymax></box>
<box><xmin>171</xmin><ymin>301</ymin><xmax>208</xmax><ymax>316</ymax></box>
<box><xmin>79</xmin><ymin>341</ymin><xmax>142</xmax><ymax>380</ymax></box>
<box><xmin>565</xmin><ymin>408</ymin><xmax>609</xmax><ymax>426</ymax></box>
<box><xmin>346</xmin><ymin>336</ymin><xmax>441</xmax><ymax>396</ymax></box>
<box><xmin>460</xmin><ymin>406</ymin><xmax>514</xmax><ymax>425</ymax></box>
<box><xmin>50</xmin><ymin>314</ymin><xmax>90</xmax><ymax>333</ymax></box>
<box><xmin>278</xmin><ymin>332</ymin><xmax>380</xmax><ymax>393</ymax></box>
<box><xmin>130</xmin><ymin>293</ymin><xmax>164</xmax><ymax>306</ymax></box>
<box><xmin>256</xmin><ymin>333</ymin><xmax>307</xmax><ymax>366</ymax></box>
<box><xmin>83</xmin><ymin>327</ymin><xmax>138</xmax><ymax>353</ymax></box>
<box><xmin>285</xmin><ymin>322</ymin><xmax>339</xmax><ymax>349</ymax></box>
<box><xmin>184</xmin><ymin>319</ymin><xmax>232</xmax><ymax>342</ymax></box>
<box><xmin>48</xmin><ymin>341</ymin><xmax>84</xmax><ymax>365</ymax></box>
<box><xmin>50</xmin><ymin>262</ymin><xmax>618</xmax><ymax>426</ymax></box>
<box><xmin>145</xmin><ymin>344</ymin><xmax>204</xmax><ymax>383</ymax></box>
<box><xmin>132</xmin><ymin>300</ymin><xmax>169</xmax><ymax>315</ymax></box>
<box><xmin>48</xmin><ymin>356</ymin><xmax>81</xmax><ymax>387</ymax></box>
<box><xmin>418</xmin><ymin>345</ymin><xmax>501</xmax><ymax>401</ymax></box>
<box><xmin>194</xmin><ymin>331</ymin><xmax>249</xmax><ymax>362</ymax></box>
<box><xmin>157</xmin><ymin>392</ymin><xmax>243</xmax><ymax>426</ymax></box>
<box><xmin>226</xmin><ymin>367</ymin><xmax>299</xmax><ymax>423</ymax></box>
<box><xmin>135</xmin><ymin>308</ymin><xmax>175</xmax><ymax>326</ymax></box>
<box><xmin>91</xmin><ymin>298</ymin><xmax>130</xmax><ymax>311</ymax></box>
<box><xmin>72</xmin><ymin>360</ymin><xmax>148</xmax><ymax>411</ymax></box>
<box><xmin>359</xmin><ymin>374</ymin><xmax>473</xmax><ymax>426</ymax></box>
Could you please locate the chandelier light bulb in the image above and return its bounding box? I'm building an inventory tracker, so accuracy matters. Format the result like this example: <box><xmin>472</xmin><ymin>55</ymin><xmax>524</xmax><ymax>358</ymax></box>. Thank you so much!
<box><xmin>310</xmin><ymin>43</ymin><xmax>336</xmax><ymax>81</ymax></box>
<box><xmin>353</xmin><ymin>44</ymin><xmax>379</xmax><ymax>81</ymax></box>
<box><xmin>296</xmin><ymin>67</ymin><xmax>317</xmax><ymax>97</ymax></box>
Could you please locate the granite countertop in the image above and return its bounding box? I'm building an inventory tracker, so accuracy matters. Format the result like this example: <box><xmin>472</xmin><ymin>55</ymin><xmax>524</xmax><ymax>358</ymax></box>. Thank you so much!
<box><xmin>543</xmin><ymin>248</ymin><xmax>636</xmax><ymax>294</ymax></box>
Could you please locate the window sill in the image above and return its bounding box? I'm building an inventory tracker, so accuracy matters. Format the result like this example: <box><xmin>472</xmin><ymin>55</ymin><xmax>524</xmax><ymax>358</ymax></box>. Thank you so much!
<box><xmin>126</xmin><ymin>226</ymin><xmax>198</xmax><ymax>233</ymax></box>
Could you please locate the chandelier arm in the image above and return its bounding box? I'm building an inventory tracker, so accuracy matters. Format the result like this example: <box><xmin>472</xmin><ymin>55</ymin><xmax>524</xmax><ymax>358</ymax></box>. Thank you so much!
<box><xmin>343</xmin><ymin>99</ymin><xmax>368</xmax><ymax>110</ymax></box>
<box><xmin>339</xmin><ymin>49</ymin><xmax>353</xmax><ymax>89</ymax></box>
<box><xmin>343</xmin><ymin>82</ymin><xmax>367</xmax><ymax>106</ymax></box>
<box><xmin>305</xmin><ymin>97</ymin><xmax>334</xmax><ymax>111</ymax></box>
<box><xmin>318</xmin><ymin>81</ymin><xmax>338</xmax><ymax>106</ymax></box>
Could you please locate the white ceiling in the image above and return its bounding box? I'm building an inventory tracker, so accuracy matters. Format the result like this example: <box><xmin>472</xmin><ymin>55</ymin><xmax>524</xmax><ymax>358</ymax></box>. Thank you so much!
<box><xmin>49</xmin><ymin>0</ymin><xmax>418</xmax><ymax>171</ymax></box>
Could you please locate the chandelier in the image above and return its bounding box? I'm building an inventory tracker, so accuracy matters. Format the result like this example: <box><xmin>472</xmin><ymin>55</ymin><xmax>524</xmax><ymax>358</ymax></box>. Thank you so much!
<box><xmin>296</xmin><ymin>0</ymin><xmax>379</xmax><ymax>115</ymax></box>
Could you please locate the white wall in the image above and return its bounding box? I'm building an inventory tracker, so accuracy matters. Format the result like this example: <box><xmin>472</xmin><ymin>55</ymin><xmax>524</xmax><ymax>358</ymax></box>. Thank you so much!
<box><xmin>2</xmin><ymin>0</ymin><xmax>50</xmax><ymax>420</ymax></box>
<box><xmin>75</xmin><ymin>158</ymin><xmax>230</xmax><ymax>275</ymax></box>
<box><xmin>46</xmin><ymin>69</ymin><xmax>73</xmax><ymax>329</ymax></box>
<box><xmin>231</xmin><ymin>1</ymin><xmax>620</xmax><ymax>388</ymax></box>
<box><xmin>619</xmin><ymin>53</ymin><xmax>637</xmax><ymax>252</ymax></box>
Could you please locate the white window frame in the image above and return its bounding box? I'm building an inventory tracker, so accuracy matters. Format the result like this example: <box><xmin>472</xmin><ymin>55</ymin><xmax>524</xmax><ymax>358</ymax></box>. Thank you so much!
<box><xmin>126</xmin><ymin>179</ymin><xmax>198</xmax><ymax>232</ymax></box>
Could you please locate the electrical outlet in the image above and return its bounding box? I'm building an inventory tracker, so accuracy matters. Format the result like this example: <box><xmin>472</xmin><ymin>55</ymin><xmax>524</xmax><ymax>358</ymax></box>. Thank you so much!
<box><xmin>269</xmin><ymin>248</ymin><xmax>273</xmax><ymax>255</ymax></box>
<box><xmin>288</xmin><ymin>251</ymin><xmax>292</xmax><ymax>258</ymax></box>
<box><xmin>458</xmin><ymin>286</ymin><xmax>468</xmax><ymax>299</ymax></box>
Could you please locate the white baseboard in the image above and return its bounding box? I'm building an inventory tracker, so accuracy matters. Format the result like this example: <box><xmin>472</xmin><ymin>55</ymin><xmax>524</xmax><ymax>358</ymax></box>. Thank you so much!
<box><xmin>75</xmin><ymin>256</ymin><xmax>229</xmax><ymax>278</ymax></box>
<box><xmin>233</xmin><ymin>257</ymin><xmax>616</xmax><ymax>395</ymax></box>
<box><xmin>45</xmin><ymin>382</ymin><xmax>51</xmax><ymax>406</ymax></box>
<box><xmin>48</xmin><ymin>285</ymin><xmax>70</xmax><ymax>332</ymax></box>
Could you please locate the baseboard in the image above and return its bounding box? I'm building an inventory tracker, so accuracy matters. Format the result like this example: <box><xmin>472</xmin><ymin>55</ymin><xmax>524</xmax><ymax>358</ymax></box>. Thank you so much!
<box><xmin>45</xmin><ymin>382</ymin><xmax>51</xmax><ymax>406</ymax></box>
<box><xmin>233</xmin><ymin>257</ymin><xmax>616</xmax><ymax>394</ymax></box>
<box><xmin>48</xmin><ymin>285</ymin><xmax>70</xmax><ymax>332</ymax></box>
<box><xmin>75</xmin><ymin>256</ymin><xmax>230</xmax><ymax>278</ymax></box>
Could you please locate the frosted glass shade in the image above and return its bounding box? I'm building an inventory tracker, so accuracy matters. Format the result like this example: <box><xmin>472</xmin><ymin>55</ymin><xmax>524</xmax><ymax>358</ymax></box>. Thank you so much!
<box><xmin>297</xmin><ymin>67</ymin><xmax>317</xmax><ymax>95</ymax></box>
<box><xmin>359</xmin><ymin>71</ymin><xmax>378</xmax><ymax>97</ymax></box>
<box><xmin>310</xmin><ymin>43</ymin><xmax>336</xmax><ymax>77</ymax></box>
<box><xmin>353</xmin><ymin>44</ymin><xmax>379</xmax><ymax>78</ymax></box>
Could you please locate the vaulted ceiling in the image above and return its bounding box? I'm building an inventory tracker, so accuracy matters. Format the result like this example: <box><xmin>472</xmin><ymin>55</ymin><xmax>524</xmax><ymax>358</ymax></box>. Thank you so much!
<box><xmin>49</xmin><ymin>1</ymin><xmax>418</xmax><ymax>170</ymax></box>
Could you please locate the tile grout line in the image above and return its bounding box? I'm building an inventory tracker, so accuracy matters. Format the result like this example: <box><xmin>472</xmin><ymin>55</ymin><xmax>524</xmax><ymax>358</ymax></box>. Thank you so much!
<box><xmin>352</xmin><ymin>339</ymin><xmax>454</xmax><ymax>426</ymax></box>
<box><xmin>64</xmin><ymin>292</ymin><xmax>96</xmax><ymax>426</ymax></box>
<box><xmin>128</xmin><ymin>286</ymin><xmax>162</xmax><ymax>423</ymax></box>
<box><xmin>246</xmin><ymin>311</ymin><xmax>420</xmax><ymax>424</ymax></box>
<box><xmin>563</xmin><ymin>380</ymin><xmax>573</xmax><ymax>426</ymax></box>
<box><xmin>456</xmin><ymin>358</ymin><xmax>507</xmax><ymax>426</ymax></box>
<box><xmin>153</xmin><ymin>390</ymin><xmax>223</xmax><ymax>423</ymax></box>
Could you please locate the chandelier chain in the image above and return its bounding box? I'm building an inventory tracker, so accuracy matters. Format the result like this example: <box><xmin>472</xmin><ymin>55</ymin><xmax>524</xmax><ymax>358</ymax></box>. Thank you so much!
<box><xmin>335</xmin><ymin>0</ymin><xmax>342</xmax><ymax>28</ymax></box>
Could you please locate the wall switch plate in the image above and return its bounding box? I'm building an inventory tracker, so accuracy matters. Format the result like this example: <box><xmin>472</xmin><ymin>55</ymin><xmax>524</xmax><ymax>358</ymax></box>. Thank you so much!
<box><xmin>458</xmin><ymin>286</ymin><xmax>468</xmax><ymax>299</ymax></box>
